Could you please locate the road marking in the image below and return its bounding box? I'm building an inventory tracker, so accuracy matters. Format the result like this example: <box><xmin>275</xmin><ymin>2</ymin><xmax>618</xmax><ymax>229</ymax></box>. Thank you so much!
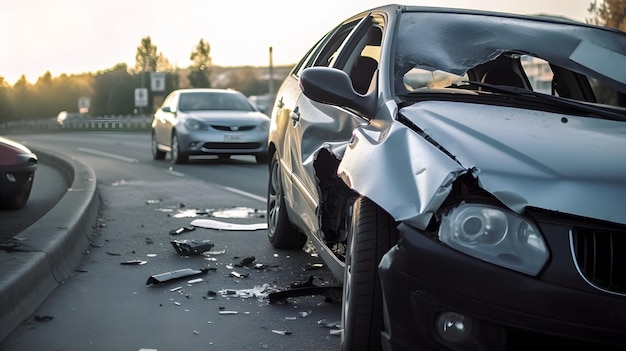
<box><xmin>78</xmin><ymin>147</ymin><xmax>138</xmax><ymax>163</ymax></box>
<box><xmin>223</xmin><ymin>186</ymin><xmax>265</xmax><ymax>203</ymax></box>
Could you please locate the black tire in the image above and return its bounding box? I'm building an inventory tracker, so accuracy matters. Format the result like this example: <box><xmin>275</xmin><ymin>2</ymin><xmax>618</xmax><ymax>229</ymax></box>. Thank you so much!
<box><xmin>255</xmin><ymin>152</ymin><xmax>269</xmax><ymax>164</ymax></box>
<box><xmin>171</xmin><ymin>132</ymin><xmax>188</xmax><ymax>164</ymax></box>
<box><xmin>151</xmin><ymin>131</ymin><xmax>166</xmax><ymax>160</ymax></box>
<box><xmin>1</xmin><ymin>181</ymin><xmax>33</xmax><ymax>210</ymax></box>
<box><xmin>267</xmin><ymin>152</ymin><xmax>307</xmax><ymax>249</ymax></box>
<box><xmin>341</xmin><ymin>196</ymin><xmax>397</xmax><ymax>351</ymax></box>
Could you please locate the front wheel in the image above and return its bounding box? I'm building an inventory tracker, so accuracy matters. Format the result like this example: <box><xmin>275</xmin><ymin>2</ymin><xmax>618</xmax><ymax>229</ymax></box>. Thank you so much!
<box><xmin>267</xmin><ymin>152</ymin><xmax>306</xmax><ymax>249</ymax></box>
<box><xmin>171</xmin><ymin>132</ymin><xmax>188</xmax><ymax>164</ymax></box>
<box><xmin>151</xmin><ymin>131</ymin><xmax>166</xmax><ymax>160</ymax></box>
<box><xmin>341</xmin><ymin>196</ymin><xmax>398</xmax><ymax>351</ymax></box>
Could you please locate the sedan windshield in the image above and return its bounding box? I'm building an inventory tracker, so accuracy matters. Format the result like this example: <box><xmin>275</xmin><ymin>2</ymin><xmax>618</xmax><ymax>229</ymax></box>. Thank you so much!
<box><xmin>393</xmin><ymin>11</ymin><xmax>626</xmax><ymax>109</ymax></box>
<box><xmin>179</xmin><ymin>92</ymin><xmax>256</xmax><ymax>112</ymax></box>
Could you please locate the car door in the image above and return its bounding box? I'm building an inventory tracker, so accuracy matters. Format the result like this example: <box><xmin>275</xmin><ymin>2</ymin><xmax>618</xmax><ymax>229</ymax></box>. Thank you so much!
<box><xmin>154</xmin><ymin>91</ymin><xmax>179</xmax><ymax>148</ymax></box>
<box><xmin>286</xmin><ymin>15</ymin><xmax>382</xmax><ymax>239</ymax></box>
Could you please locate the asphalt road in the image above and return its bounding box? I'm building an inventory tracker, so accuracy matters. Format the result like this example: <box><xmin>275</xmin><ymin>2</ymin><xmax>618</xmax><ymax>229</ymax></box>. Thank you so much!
<box><xmin>1</xmin><ymin>132</ymin><xmax>342</xmax><ymax>350</ymax></box>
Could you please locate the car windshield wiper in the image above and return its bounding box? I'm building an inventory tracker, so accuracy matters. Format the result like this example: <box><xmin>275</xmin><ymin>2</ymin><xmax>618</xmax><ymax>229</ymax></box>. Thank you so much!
<box><xmin>463</xmin><ymin>80</ymin><xmax>626</xmax><ymax>122</ymax></box>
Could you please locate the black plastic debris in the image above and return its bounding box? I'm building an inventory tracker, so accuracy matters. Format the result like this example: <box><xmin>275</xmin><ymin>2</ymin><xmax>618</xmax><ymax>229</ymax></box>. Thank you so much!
<box><xmin>120</xmin><ymin>259</ymin><xmax>148</xmax><ymax>265</ymax></box>
<box><xmin>239</xmin><ymin>256</ymin><xmax>256</xmax><ymax>266</ymax></box>
<box><xmin>169</xmin><ymin>226</ymin><xmax>196</xmax><ymax>236</ymax></box>
<box><xmin>171</xmin><ymin>239</ymin><xmax>214</xmax><ymax>255</ymax></box>
<box><xmin>268</xmin><ymin>275</ymin><xmax>342</xmax><ymax>303</ymax></box>
<box><xmin>304</xmin><ymin>263</ymin><xmax>325</xmax><ymax>270</ymax></box>
<box><xmin>146</xmin><ymin>268</ymin><xmax>209</xmax><ymax>285</ymax></box>
<box><xmin>34</xmin><ymin>315</ymin><xmax>54</xmax><ymax>322</ymax></box>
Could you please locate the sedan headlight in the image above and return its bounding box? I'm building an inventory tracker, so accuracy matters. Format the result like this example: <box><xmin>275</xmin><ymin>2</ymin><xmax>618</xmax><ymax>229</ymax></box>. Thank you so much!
<box><xmin>439</xmin><ymin>203</ymin><xmax>548</xmax><ymax>275</ymax></box>
<box><xmin>184</xmin><ymin>118</ymin><xmax>207</xmax><ymax>131</ymax></box>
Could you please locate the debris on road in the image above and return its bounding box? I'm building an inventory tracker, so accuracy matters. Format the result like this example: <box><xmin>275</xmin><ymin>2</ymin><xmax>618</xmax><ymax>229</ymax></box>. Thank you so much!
<box><xmin>190</xmin><ymin>218</ymin><xmax>267</xmax><ymax>231</ymax></box>
<box><xmin>272</xmin><ymin>330</ymin><xmax>292</xmax><ymax>335</ymax></box>
<box><xmin>268</xmin><ymin>276</ymin><xmax>342</xmax><ymax>303</ymax></box>
<box><xmin>146</xmin><ymin>268</ymin><xmax>210</xmax><ymax>285</ymax></box>
<box><xmin>120</xmin><ymin>259</ymin><xmax>148</xmax><ymax>265</ymax></box>
<box><xmin>169</xmin><ymin>226</ymin><xmax>196</xmax><ymax>236</ymax></box>
<box><xmin>170</xmin><ymin>239</ymin><xmax>214</xmax><ymax>255</ymax></box>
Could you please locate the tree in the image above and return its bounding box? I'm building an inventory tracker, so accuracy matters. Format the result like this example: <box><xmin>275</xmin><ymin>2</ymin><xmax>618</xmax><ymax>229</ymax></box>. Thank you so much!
<box><xmin>587</xmin><ymin>0</ymin><xmax>626</xmax><ymax>31</ymax></box>
<box><xmin>0</xmin><ymin>77</ymin><xmax>14</xmax><ymax>122</ymax></box>
<box><xmin>188</xmin><ymin>39</ymin><xmax>212</xmax><ymax>88</ymax></box>
<box><xmin>135</xmin><ymin>36</ymin><xmax>158</xmax><ymax>73</ymax></box>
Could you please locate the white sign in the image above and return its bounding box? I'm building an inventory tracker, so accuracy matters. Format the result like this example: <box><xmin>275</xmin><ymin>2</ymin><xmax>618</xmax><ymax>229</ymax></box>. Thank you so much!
<box><xmin>78</xmin><ymin>96</ymin><xmax>90</xmax><ymax>109</ymax></box>
<box><xmin>135</xmin><ymin>88</ymin><xmax>149</xmax><ymax>107</ymax></box>
<box><xmin>151</xmin><ymin>72</ymin><xmax>166</xmax><ymax>92</ymax></box>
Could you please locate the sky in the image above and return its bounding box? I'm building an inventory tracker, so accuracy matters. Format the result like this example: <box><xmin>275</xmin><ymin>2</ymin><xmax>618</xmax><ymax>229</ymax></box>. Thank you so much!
<box><xmin>0</xmin><ymin>0</ymin><xmax>594</xmax><ymax>84</ymax></box>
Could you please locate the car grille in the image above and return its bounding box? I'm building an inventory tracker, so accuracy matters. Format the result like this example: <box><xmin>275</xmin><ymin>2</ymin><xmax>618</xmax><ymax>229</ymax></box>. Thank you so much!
<box><xmin>202</xmin><ymin>142</ymin><xmax>262</xmax><ymax>150</ymax></box>
<box><xmin>211</xmin><ymin>125</ymin><xmax>256</xmax><ymax>131</ymax></box>
<box><xmin>571</xmin><ymin>226</ymin><xmax>626</xmax><ymax>295</ymax></box>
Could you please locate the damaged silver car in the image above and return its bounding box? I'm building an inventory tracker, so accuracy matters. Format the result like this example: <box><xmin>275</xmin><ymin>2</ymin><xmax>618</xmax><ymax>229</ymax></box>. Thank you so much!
<box><xmin>266</xmin><ymin>4</ymin><xmax>626</xmax><ymax>351</ymax></box>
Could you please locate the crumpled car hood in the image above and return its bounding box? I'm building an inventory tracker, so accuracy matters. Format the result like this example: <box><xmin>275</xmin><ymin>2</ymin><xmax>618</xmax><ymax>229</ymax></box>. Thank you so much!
<box><xmin>402</xmin><ymin>100</ymin><xmax>626</xmax><ymax>225</ymax></box>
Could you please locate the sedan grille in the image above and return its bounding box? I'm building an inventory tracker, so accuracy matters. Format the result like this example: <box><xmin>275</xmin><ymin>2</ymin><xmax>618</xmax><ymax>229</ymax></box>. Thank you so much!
<box><xmin>202</xmin><ymin>142</ymin><xmax>262</xmax><ymax>150</ymax></box>
<box><xmin>571</xmin><ymin>226</ymin><xmax>626</xmax><ymax>295</ymax></box>
<box><xmin>211</xmin><ymin>125</ymin><xmax>256</xmax><ymax>131</ymax></box>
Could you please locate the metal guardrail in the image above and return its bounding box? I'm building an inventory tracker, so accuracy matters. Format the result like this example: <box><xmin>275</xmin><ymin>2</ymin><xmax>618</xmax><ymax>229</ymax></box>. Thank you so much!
<box><xmin>0</xmin><ymin>115</ymin><xmax>153</xmax><ymax>132</ymax></box>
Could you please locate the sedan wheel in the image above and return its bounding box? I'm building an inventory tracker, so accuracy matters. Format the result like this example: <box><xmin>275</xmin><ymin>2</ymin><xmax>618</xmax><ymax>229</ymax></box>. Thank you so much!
<box><xmin>170</xmin><ymin>132</ymin><xmax>188</xmax><ymax>164</ymax></box>
<box><xmin>151</xmin><ymin>132</ymin><xmax>166</xmax><ymax>160</ymax></box>
<box><xmin>267</xmin><ymin>152</ymin><xmax>306</xmax><ymax>249</ymax></box>
<box><xmin>1</xmin><ymin>179</ymin><xmax>34</xmax><ymax>210</ymax></box>
<box><xmin>341</xmin><ymin>196</ymin><xmax>397</xmax><ymax>351</ymax></box>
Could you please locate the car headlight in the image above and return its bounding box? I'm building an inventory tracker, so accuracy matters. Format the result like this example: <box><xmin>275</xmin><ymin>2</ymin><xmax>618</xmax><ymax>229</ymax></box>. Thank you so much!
<box><xmin>259</xmin><ymin>119</ymin><xmax>270</xmax><ymax>131</ymax></box>
<box><xmin>184</xmin><ymin>118</ymin><xmax>207</xmax><ymax>131</ymax></box>
<box><xmin>439</xmin><ymin>202</ymin><xmax>549</xmax><ymax>275</ymax></box>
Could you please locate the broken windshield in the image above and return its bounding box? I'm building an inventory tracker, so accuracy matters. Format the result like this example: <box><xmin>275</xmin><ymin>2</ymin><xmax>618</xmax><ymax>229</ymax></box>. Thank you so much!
<box><xmin>394</xmin><ymin>10</ymin><xmax>626</xmax><ymax>108</ymax></box>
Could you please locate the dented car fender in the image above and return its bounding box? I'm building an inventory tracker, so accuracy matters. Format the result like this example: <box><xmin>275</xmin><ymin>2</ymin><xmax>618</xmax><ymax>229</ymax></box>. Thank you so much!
<box><xmin>338</xmin><ymin>117</ymin><xmax>465</xmax><ymax>229</ymax></box>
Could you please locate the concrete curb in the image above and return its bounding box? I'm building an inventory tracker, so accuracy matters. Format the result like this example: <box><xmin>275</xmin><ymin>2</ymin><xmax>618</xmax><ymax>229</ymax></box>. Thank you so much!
<box><xmin>0</xmin><ymin>148</ymin><xmax>100</xmax><ymax>342</ymax></box>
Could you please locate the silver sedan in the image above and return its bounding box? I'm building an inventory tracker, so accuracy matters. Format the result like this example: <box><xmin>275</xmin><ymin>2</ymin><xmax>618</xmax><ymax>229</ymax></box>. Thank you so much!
<box><xmin>151</xmin><ymin>88</ymin><xmax>270</xmax><ymax>164</ymax></box>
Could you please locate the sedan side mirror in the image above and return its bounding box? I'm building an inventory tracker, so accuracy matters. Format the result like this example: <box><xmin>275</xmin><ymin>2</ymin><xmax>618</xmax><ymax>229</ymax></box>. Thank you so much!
<box><xmin>300</xmin><ymin>67</ymin><xmax>377</xmax><ymax>116</ymax></box>
<box><xmin>161</xmin><ymin>106</ymin><xmax>172</xmax><ymax>113</ymax></box>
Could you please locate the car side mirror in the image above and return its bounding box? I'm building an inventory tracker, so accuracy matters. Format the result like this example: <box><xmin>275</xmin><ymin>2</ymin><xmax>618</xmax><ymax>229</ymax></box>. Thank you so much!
<box><xmin>300</xmin><ymin>67</ymin><xmax>376</xmax><ymax>116</ymax></box>
<box><xmin>161</xmin><ymin>106</ymin><xmax>172</xmax><ymax>113</ymax></box>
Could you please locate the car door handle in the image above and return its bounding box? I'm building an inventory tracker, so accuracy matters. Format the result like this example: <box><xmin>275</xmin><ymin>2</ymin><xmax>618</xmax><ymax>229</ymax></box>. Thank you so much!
<box><xmin>290</xmin><ymin>107</ymin><xmax>300</xmax><ymax>125</ymax></box>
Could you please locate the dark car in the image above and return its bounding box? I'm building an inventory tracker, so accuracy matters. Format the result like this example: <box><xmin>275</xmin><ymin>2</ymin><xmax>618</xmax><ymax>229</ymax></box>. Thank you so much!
<box><xmin>266</xmin><ymin>4</ymin><xmax>626</xmax><ymax>351</ymax></box>
<box><xmin>0</xmin><ymin>136</ymin><xmax>37</xmax><ymax>210</ymax></box>
<box><xmin>151</xmin><ymin>88</ymin><xmax>270</xmax><ymax>164</ymax></box>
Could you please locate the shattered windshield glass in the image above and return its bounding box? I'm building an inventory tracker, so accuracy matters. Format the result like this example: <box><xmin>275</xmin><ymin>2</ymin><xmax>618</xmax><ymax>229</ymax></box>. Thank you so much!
<box><xmin>393</xmin><ymin>11</ymin><xmax>626</xmax><ymax>107</ymax></box>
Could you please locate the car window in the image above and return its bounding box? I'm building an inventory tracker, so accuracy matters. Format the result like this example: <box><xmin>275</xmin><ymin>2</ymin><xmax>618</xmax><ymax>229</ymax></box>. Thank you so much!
<box><xmin>178</xmin><ymin>92</ymin><xmax>256</xmax><ymax>112</ymax></box>
<box><xmin>394</xmin><ymin>11</ymin><xmax>626</xmax><ymax>109</ymax></box>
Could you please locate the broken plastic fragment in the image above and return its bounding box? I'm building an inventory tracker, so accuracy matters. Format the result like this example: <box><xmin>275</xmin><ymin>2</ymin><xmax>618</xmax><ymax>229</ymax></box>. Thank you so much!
<box><xmin>218</xmin><ymin>310</ymin><xmax>238</xmax><ymax>315</ymax></box>
<box><xmin>146</xmin><ymin>268</ymin><xmax>209</xmax><ymax>285</ymax></box>
<box><xmin>269</xmin><ymin>276</ymin><xmax>342</xmax><ymax>303</ymax></box>
<box><xmin>190</xmin><ymin>218</ymin><xmax>267</xmax><ymax>231</ymax></box>
<box><xmin>171</xmin><ymin>239</ymin><xmax>214</xmax><ymax>255</ymax></box>
<box><xmin>218</xmin><ymin>284</ymin><xmax>273</xmax><ymax>299</ymax></box>
<box><xmin>187</xmin><ymin>278</ymin><xmax>203</xmax><ymax>284</ymax></box>
<box><xmin>230</xmin><ymin>271</ymin><xmax>249</xmax><ymax>278</ymax></box>
<box><xmin>34</xmin><ymin>315</ymin><xmax>54</xmax><ymax>322</ymax></box>
<box><xmin>272</xmin><ymin>330</ymin><xmax>292</xmax><ymax>335</ymax></box>
<box><xmin>169</xmin><ymin>226</ymin><xmax>196</xmax><ymax>235</ymax></box>
<box><xmin>239</xmin><ymin>256</ymin><xmax>256</xmax><ymax>266</ymax></box>
<box><xmin>120</xmin><ymin>259</ymin><xmax>148</xmax><ymax>265</ymax></box>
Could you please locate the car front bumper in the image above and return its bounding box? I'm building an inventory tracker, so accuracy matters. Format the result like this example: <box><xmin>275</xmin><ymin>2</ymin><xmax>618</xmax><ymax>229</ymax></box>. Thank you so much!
<box><xmin>0</xmin><ymin>163</ymin><xmax>36</xmax><ymax>199</ymax></box>
<box><xmin>178</xmin><ymin>129</ymin><xmax>268</xmax><ymax>156</ymax></box>
<box><xmin>379</xmin><ymin>223</ymin><xmax>626</xmax><ymax>351</ymax></box>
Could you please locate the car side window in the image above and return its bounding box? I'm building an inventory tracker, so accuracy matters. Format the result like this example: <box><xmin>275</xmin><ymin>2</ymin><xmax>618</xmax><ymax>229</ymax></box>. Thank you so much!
<box><xmin>293</xmin><ymin>18</ymin><xmax>362</xmax><ymax>77</ymax></box>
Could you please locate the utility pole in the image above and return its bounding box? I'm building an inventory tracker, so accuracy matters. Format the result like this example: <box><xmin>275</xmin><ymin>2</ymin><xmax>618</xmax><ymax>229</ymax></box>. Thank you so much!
<box><xmin>268</xmin><ymin>46</ymin><xmax>274</xmax><ymax>96</ymax></box>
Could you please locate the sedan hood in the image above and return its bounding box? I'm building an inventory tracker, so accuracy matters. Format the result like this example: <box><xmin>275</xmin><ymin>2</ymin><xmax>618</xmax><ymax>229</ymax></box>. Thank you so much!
<box><xmin>402</xmin><ymin>101</ymin><xmax>626</xmax><ymax>225</ymax></box>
